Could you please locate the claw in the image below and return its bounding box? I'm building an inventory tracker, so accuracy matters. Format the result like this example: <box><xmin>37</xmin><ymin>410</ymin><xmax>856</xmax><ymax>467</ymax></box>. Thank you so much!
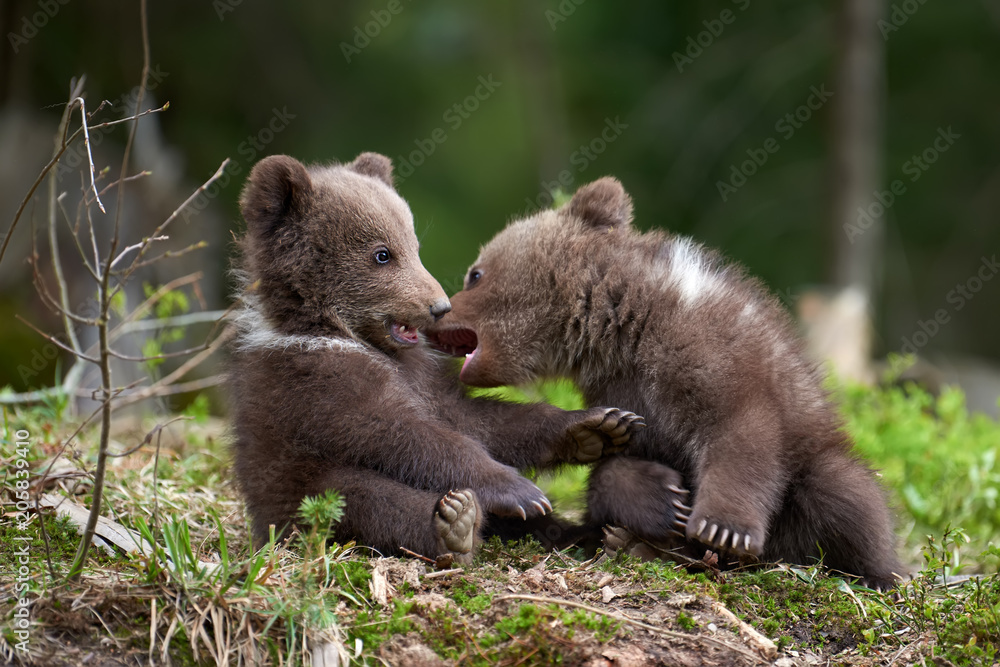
<box><xmin>668</xmin><ymin>485</ymin><xmax>690</xmax><ymax>497</ymax></box>
<box><xmin>731</xmin><ymin>532</ymin><xmax>740</xmax><ymax>550</ymax></box>
<box><xmin>744</xmin><ymin>535</ymin><xmax>751</xmax><ymax>552</ymax></box>
<box><xmin>718</xmin><ymin>528</ymin><xmax>729</xmax><ymax>548</ymax></box>
<box><xmin>675</xmin><ymin>513</ymin><xmax>690</xmax><ymax>522</ymax></box>
<box><xmin>706</xmin><ymin>524</ymin><xmax>718</xmax><ymax>542</ymax></box>
<box><xmin>695</xmin><ymin>519</ymin><xmax>707</xmax><ymax>537</ymax></box>
<box><xmin>531</xmin><ymin>501</ymin><xmax>545</xmax><ymax>515</ymax></box>
<box><xmin>517</xmin><ymin>505</ymin><xmax>526</xmax><ymax>521</ymax></box>
<box><xmin>673</xmin><ymin>520</ymin><xmax>686</xmax><ymax>531</ymax></box>
<box><xmin>541</xmin><ymin>497</ymin><xmax>553</xmax><ymax>512</ymax></box>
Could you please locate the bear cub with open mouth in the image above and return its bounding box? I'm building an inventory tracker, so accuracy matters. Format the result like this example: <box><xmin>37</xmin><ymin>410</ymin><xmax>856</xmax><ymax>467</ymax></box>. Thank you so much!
<box><xmin>426</xmin><ymin>177</ymin><xmax>901</xmax><ymax>588</ymax></box>
<box><xmin>228</xmin><ymin>153</ymin><xmax>642</xmax><ymax>562</ymax></box>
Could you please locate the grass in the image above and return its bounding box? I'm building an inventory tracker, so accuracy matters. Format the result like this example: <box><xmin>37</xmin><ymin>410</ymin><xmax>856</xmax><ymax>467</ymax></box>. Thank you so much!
<box><xmin>1</xmin><ymin>364</ymin><xmax>999</xmax><ymax>665</ymax></box>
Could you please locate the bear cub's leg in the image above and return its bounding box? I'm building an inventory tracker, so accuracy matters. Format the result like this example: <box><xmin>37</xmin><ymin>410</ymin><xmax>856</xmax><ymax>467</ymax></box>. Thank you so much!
<box><xmin>433</xmin><ymin>489</ymin><xmax>482</xmax><ymax>562</ymax></box>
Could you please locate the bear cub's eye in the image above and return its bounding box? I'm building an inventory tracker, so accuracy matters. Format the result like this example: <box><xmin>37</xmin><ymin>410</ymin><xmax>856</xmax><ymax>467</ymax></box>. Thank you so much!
<box><xmin>467</xmin><ymin>269</ymin><xmax>482</xmax><ymax>287</ymax></box>
<box><xmin>374</xmin><ymin>249</ymin><xmax>392</xmax><ymax>265</ymax></box>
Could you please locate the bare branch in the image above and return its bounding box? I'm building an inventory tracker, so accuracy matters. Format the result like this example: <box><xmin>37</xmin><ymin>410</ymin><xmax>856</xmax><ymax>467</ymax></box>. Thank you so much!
<box><xmin>84</xmin><ymin>104</ymin><xmax>167</xmax><ymax>132</ymax></box>
<box><xmin>118</xmin><ymin>159</ymin><xmax>230</xmax><ymax>279</ymax></box>
<box><xmin>49</xmin><ymin>83</ymin><xmax>89</xmax><ymax>361</ymax></box>
<box><xmin>107</xmin><ymin>272</ymin><xmax>204</xmax><ymax>340</ymax></box>
<box><xmin>68</xmin><ymin>0</ymin><xmax>152</xmax><ymax>581</ymax></box>
<box><xmin>110</xmin><ymin>235</ymin><xmax>169</xmax><ymax>270</ymax></box>
<box><xmin>113</xmin><ymin>326</ymin><xmax>233</xmax><ymax>408</ymax></box>
<box><xmin>108</xmin><ymin>341</ymin><xmax>212</xmax><ymax>362</ymax></box>
<box><xmin>121</xmin><ymin>240</ymin><xmax>208</xmax><ymax>273</ymax></box>
<box><xmin>57</xmin><ymin>192</ymin><xmax>99</xmax><ymax>280</ymax></box>
<box><xmin>106</xmin><ymin>416</ymin><xmax>191</xmax><ymax>458</ymax></box>
<box><xmin>15</xmin><ymin>315</ymin><xmax>101</xmax><ymax>364</ymax></box>
<box><xmin>0</xmin><ymin>100</ymin><xmax>165</xmax><ymax>267</ymax></box>
<box><xmin>97</xmin><ymin>170</ymin><xmax>151</xmax><ymax>198</ymax></box>
<box><xmin>115</xmin><ymin>374</ymin><xmax>227</xmax><ymax>408</ymax></box>
<box><xmin>116</xmin><ymin>309</ymin><xmax>230</xmax><ymax>333</ymax></box>
<box><xmin>70</xmin><ymin>97</ymin><xmax>105</xmax><ymax>213</ymax></box>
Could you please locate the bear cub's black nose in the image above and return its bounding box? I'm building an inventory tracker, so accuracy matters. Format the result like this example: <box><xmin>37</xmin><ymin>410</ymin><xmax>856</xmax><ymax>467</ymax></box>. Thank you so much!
<box><xmin>430</xmin><ymin>299</ymin><xmax>452</xmax><ymax>320</ymax></box>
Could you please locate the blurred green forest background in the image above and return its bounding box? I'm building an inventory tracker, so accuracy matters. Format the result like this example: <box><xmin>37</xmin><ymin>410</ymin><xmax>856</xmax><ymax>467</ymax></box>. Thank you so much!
<box><xmin>0</xmin><ymin>0</ymin><xmax>997</xmax><ymax>412</ymax></box>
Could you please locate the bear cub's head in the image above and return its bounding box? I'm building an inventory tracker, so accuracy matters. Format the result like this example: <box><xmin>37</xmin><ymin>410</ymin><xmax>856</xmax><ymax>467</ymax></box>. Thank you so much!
<box><xmin>426</xmin><ymin>177</ymin><xmax>633</xmax><ymax>386</ymax></box>
<box><xmin>239</xmin><ymin>152</ymin><xmax>450</xmax><ymax>353</ymax></box>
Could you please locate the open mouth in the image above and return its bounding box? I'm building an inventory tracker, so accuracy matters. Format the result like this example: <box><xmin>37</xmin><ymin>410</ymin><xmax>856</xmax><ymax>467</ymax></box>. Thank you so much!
<box><xmin>425</xmin><ymin>326</ymin><xmax>478</xmax><ymax>358</ymax></box>
<box><xmin>389</xmin><ymin>322</ymin><xmax>421</xmax><ymax>346</ymax></box>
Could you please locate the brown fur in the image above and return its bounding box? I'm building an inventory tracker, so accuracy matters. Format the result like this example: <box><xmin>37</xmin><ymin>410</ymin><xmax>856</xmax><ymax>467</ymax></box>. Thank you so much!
<box><xmin>426</xmin><ymin>177</ymin><xmax>902</xmax><ymax>588</ymax></box>
<box><xmin>229</xmin><ymin>154</ymin><xmax>637</xmax><ymax>561</ymax></box>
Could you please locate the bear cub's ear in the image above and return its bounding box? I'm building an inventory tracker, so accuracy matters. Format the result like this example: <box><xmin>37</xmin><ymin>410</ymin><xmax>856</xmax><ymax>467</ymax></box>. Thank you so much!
<box><xmin>240</xmin><ymin>155</ymin><xmax>313</xmax><ymax>237</ymax></box>
<box><xmin>348</xmin><ymin>152</ymin><xmax>395</xmax><ymax>188</ymax></box>
<box><xmin>564</xmin><ymin>177</ymin><xmax>633</xmax><ymax>229</ymax></box>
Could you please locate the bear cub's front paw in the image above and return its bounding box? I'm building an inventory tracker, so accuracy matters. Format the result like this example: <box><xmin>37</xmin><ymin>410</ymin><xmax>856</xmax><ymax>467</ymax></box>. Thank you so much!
<box><xmin>479</xmin><ymin>473</ymin><xmax>552</xmax><ymax>521</ymax></box>
<box><xmin>434</xmin><ymin>489</ymin><xmax>480</xmax><ymax>557</ymax></box>
<box><xmin>568</xmin><ymin>407</ymin><xmax>645</xmax><ymax>462</ymax></box>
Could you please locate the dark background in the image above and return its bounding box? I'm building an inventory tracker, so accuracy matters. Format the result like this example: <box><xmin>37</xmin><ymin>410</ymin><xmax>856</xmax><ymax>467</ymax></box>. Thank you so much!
<box><xmin>1</xmin><ymin>1</ymin><xmax>997</xmax><ymax>411</ymax></box>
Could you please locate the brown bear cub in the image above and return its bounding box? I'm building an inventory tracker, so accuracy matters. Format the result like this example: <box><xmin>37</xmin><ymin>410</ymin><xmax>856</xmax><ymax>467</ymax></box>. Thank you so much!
<box><xmin>228</xmin><ymin>153</ymin><xmax>642</xmax><ymax>563</ymax></box>
<box><xmin>426</xmin><ymin>177</ymin><xmax>902</xmax><ymax>588</ymax></box>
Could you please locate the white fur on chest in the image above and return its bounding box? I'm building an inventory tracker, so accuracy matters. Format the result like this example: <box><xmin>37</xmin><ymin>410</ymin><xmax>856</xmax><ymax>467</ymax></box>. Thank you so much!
<box><xmin>232</xmin><ymin>304</ymin><xmax>374</xmax><ymax>356</ymax></box>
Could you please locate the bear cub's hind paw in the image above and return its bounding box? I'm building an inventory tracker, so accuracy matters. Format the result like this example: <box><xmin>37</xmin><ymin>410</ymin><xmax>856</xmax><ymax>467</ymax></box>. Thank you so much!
<box><xmin>568</xmin><ymin>407</ymin><xmax>645</xmax><ymax>462</ymax></box>
<box><xmin>688</xmin><ymin>512</ymin><xmax>764</xmax><ymax>559</ymax></box>
<box><xmin>434</xmin><ymin>490</ymin><xmax>480</xmax><ymax>556</ymax></box>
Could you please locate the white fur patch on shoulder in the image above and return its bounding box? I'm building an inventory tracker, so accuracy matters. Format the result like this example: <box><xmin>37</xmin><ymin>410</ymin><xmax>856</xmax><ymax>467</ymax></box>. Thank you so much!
<box><xmin>232</xmin><ymin>303</ymin><xmax>372</xmax><ymax>356</ymax></box>
<box><xmin>665</xmin><ymin>237</ymin><xmax>726</xmax><ymax>307</ymax></box>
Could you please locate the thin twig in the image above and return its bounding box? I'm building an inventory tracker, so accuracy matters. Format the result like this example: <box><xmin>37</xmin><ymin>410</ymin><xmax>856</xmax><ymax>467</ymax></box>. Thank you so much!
<box><xmin>14</xmin><ymin>315</ymin><xmax>100</xmax><ymax>363</ymax></box>
<box><xmin>67</xmin><ymin>0</ymin><xmax>150</xmax><ymax>582</ymax></box>
<box><xmin>110</xmin><ymin>235</ymin><xmax>169</xmax><ymax>270</ymax></box>
<box><xmin>494</xmin><ymin>593</ymin><xmax>763</xmax><ymax>663</ymax></box>
<box><xmin>116</xmin><ymin>158</ymin><xmax>230</xmax><ymax>281</ymax></box>
<box><xmin>57</xmin><ymin>192</ymin><xmax>99</xmax><ymax>280</ymax></box>
<box><xmin>0</xmin><ymin>99</ymin><xmax>165</xmax><ymax>268</ymax></box>
<box><xmin>119</xmin><ymin>309</ymin><xmax>230</xmax><ymax>332</ymax></box>
<box><xmin>71</xmin><ymin>96</ymin><xmax>105</xmax><ymax>213</ymax></box>
<box><xmin>107</xmin><ymin>416</ymin><xmax>190</xmax><ymax>458</ymax></box>
<box><xmin>49</xmin><ymin>80</ymin><xmax>88</xmax><ymax>365</ymax></box>
<box><xmin>115</xmin><ymin>371</ymin><xmax>228</xmax><ymax>408</ymax></box>
<box><xmin>109</xmin><ymin>272</ymin><xmax>205</xmax><ymax>341</ymax></box>
<box><xmin>123</xmin><ymin>240</ymin><xmax>209</xmax><ymax>273</ymax></box>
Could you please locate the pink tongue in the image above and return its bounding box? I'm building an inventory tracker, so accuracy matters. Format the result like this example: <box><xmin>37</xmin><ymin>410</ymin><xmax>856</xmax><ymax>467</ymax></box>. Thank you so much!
<box><xmin>461</xmin><ymin>347</ymin><xmax>477</xmax><ymax>371</ymax></box>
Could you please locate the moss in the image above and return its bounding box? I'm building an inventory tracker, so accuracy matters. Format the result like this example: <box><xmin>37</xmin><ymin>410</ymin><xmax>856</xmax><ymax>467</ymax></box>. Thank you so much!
<box><xmin>348</xmin><ymin>600</ymin><xmax>416</xmax><ymax>649</ymax></box>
